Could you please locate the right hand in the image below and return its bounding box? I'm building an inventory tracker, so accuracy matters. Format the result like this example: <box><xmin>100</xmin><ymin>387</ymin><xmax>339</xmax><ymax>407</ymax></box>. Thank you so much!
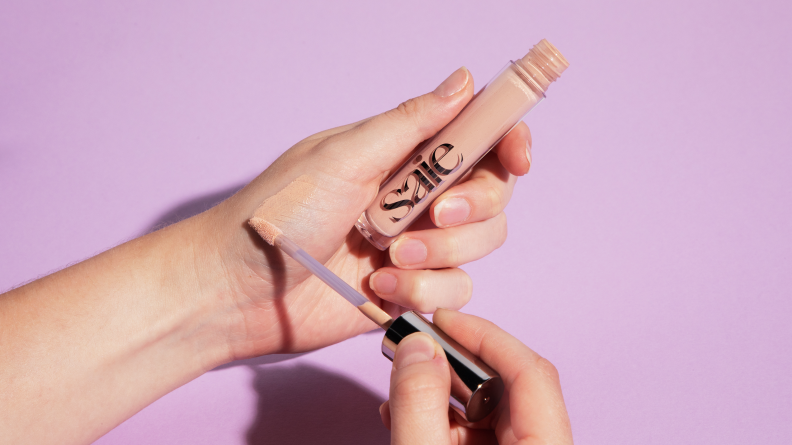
<box><xmin>380</xmin><ymin>309</ymin><xmax>573</xmax><ymax>444</ymax></box>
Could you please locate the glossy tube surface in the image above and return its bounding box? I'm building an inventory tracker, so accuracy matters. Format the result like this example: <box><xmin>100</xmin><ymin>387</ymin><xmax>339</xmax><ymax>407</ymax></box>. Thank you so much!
<box><xmin>382</xmin><ymin>311</ymin><xmax>504</xmax><ymax>422</ymax></box>
<box><xmin>356</xmin><ymin>39</ymin><xmax>568</xmax><ymax>250</ymax></box>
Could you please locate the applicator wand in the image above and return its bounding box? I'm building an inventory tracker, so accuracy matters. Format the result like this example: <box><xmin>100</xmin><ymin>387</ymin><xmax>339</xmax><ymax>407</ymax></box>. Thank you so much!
<box><xmin>248</xmin><ymin>194</ymin><xmax>504</xmax><ymax>422</ymax></box>
<box><xmin>248</xmin><ymin>215</ymin><xmax>394</xmax><ymax>329</ymax></box>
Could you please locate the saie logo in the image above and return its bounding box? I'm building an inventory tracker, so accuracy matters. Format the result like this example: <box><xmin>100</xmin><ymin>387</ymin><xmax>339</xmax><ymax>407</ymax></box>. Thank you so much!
<box><xmin>380</xmin><ymin>143</ymin><xmax>463</xmax><ymax>222</ymax></box>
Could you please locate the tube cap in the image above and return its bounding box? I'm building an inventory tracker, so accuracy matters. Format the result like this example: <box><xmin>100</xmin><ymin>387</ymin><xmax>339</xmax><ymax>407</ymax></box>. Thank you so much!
<box><xmin>381</xmin><ymin>311</ymin><xmax>504</xmax><ymax>422</ymax></box>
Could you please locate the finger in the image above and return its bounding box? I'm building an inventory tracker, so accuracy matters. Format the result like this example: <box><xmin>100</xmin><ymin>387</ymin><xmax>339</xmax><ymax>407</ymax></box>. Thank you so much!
<box><xmin>389</xmin><ymin>333</ymin><xmax>453</xmax><ymax>445</ymax></box>
<box><xmin>453</xmin><ymin>427</ymin><xmax>499</xmax><ymax>445</ymax></box>
<box><xmin>369</xmin><ymin>267</ymin><xmax>472</xmax><ymax>313</ymax></box>
<box><xmin>389</xmin><ymin>213</ymin><xmax>507</xmax><ymax>269</ymax></box>
<box><xmin>429</xmin><ymin>154</ymin><xmax>516</xmax><ymax>228</ymax></box>
<box><xmin>495</xmin><ymin>121</ymin><xmax>532</xmax><ymax>177</ymax></box>
<box><xmin>428</xmin><ymin>122</ymin><xmax>531</xmax><ymax>228</ymax></box>
<box><xmin>317</xmin><ymin>67</ymin><xmax>475</xmax><ymax>182</ymax></box>
<box><xmin>385</xmin><ymin>391</ymin><xmax>502</xmax><ymax>445</ymax></box>
<box><xmin>385</xmin><ymin>400</ymin><xmax>499</xmax><ymax>445</ymax></box>
<box><xmin>380</xmin><ymin>401</ymin><xmax>392</xmax><ymax>430</ymax></box>
<box><xmin>432</xmin><ymin>310</ymin><xmax>573</xmax><ymax>444</ymax></box>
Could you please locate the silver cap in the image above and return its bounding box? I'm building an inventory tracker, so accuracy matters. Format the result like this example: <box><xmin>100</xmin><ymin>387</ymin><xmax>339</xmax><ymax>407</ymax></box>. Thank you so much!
<box><xmin>381</xmin><ymin>311</ymin><xmax>504</xmax><ymax>422</ymax></box>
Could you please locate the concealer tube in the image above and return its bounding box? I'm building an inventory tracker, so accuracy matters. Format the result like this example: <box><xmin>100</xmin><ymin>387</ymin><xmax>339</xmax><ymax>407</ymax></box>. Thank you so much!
<box><xmin>381</xmin><ymin>311</ymin><xmax>504</xmax><ymax>423</ymax></box>
<box><xmin>356</xmin><ymin>39</ymin><xmax>569</xmax><ymax>250</ymax></box>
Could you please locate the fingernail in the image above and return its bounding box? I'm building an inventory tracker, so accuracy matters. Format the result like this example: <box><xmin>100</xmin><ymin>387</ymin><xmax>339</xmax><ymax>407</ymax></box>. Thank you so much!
<box><xmin>433</xmin><ymin>67</ymin><xmax>469</xmax><ymax>97</ymax></box>
<box><xmin>433</xmin><ymin>197</ymin><xmax>471</xmax><ymax>227</ymax></box>
<box><xmin>526</xmin><ymin>141</ymin><xmax>532</xmax><ymax>171</ymax></box>
<box><xmin>371</xmin><ymin>271</ymin><xmax>398</xmax><ymax>295</ymax></box>
<box><xmin>391</xmin><ymin>238</ymin><xmax>428</xmax><ymax>266</ymax></box>
<box><xmin>394</xmin><ymin>333</ymin><xmax>437</xmax><ymax>369</ymax></box>
<box><xmin>379</xmin><ymin>402</ymin><xmax>386</xmax><ymax>416</ymax></box>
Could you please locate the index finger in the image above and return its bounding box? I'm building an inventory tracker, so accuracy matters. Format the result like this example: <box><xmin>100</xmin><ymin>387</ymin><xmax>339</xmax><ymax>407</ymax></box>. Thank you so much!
<box><xmin>432</xmin><ymin>309</ymin><xmax>573</xmax><ymax>444</ymax></box>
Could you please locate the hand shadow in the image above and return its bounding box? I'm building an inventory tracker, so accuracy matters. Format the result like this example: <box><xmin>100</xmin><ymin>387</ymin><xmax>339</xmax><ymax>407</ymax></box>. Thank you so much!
<box><xmin>143</xmin><ymin>183</ymin><xmax>247</xmax><ymax>234</ymax></box>
<box><xmin>246</xmin><ymin>364</ymin><xmax>389</xmax><ymax>445</ymax></box>
<box><xmin>144</xmin><ymin>185</ymin><xmax>390</xmax><ymax>444</ymax></box>
<box><xmin>144</xmin><ymin>181</ymin><xmax>303</xmax><ymax>368</ymax></box>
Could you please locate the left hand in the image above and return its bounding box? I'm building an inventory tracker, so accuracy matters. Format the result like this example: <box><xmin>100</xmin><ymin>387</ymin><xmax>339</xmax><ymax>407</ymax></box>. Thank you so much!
<box><xmin>0</xmin><ymin>67</ymin><xmax>533</xmax><ymax>444</ymax></box>
<box><xmin>194</xmin><ymin>67</ymin><xmax>534</xmax><ymax>361</ymax></box>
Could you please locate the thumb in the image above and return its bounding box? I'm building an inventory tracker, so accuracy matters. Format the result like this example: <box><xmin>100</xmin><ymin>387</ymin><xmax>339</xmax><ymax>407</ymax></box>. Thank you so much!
<box><xmin>240</xmin><ymin>68</ymin><xmax>473</xmax><ymax>263</ymax></box>
<box><xmin>318</xmin><ymin>66</ymin><xmax>473</xmax><ymax>181</ymax></box>
<box><xmin>388</xmin><ymin>332</ymin><xmax>453</xmax><ymax>445</ymax></box>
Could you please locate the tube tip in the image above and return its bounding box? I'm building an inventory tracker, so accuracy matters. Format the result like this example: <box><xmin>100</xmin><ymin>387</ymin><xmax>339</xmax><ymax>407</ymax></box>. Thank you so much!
<box><xmin>520</xmin><ymin>39</ymin><xmax>569</xmax><ymax>90</ymax></box>
<box><xmin>536</xmin><ymin>39</ymin><xmax>570</xmax><ymax>74</ymax></box>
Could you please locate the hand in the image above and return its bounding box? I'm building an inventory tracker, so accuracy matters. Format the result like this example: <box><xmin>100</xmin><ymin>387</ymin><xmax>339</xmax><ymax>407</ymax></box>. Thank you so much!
<box><xmin>199</xmin><ymin>66</ymin><xmax>534</xmax><ymax>360</ymax></box>
<box><xmin>380</xmin><ymin>309</ymin><xmax>573</xmax><ymax>444</ymax></box>
<box><xmin>0</xmin><ymin>66</ymin><xmax>533</xmax><ymax>444</ymax></box>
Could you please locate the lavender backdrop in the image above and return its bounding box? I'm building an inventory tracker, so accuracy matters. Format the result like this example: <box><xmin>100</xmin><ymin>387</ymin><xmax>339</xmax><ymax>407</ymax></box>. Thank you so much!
<box><xmin>2</xmin><ymin>1</ymin><xmax>790</xmax><ymax>443</ymax></box>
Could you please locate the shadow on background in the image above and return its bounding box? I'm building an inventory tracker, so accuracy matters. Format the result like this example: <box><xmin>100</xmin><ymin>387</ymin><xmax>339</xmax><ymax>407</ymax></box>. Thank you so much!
<box><xmin>214</xmin><ymin>328</ymin><xmax>383</xmax><ymax>370</ymax></box>
<box><xmin>212</xmin><ymin>352</ymin><xmax>308</xmax><ymax>370</ymax></box>
<box><xmin>146</xmin><ymin>187</ymin><xmax>389</xmax><ymax>444</ymax></box>
<box><xmin>143</xmin><ymin>183</ymin><xmax>246</xmax><ymax>234</ymax></box>
<box><xmin>246</xmin><ymin>364</ymin><xmax>389</xmax><ymax>445</ymax></box>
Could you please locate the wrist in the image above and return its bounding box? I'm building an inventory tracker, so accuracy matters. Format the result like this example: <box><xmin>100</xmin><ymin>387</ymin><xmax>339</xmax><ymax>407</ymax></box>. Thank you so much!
<box><xmin>181</xmin><ymin>207</ymin><xmax>287</xmax><ymax>364</ymax></box>
<box><xmin>161</xmin><ymin>213</ymin><xmax>245</xmax><ymax>371</ymax></box>
<box><xmin>0</xmin><ymin>214</ymin><xmax>246</xmax><ymax>444</ymax></box>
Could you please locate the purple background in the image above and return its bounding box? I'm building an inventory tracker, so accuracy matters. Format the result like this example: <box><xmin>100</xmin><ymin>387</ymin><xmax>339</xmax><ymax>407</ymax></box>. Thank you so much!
<box><xmin>2</xmin><ymin>1</ymin><xmax>791</xmax><ymax>443</ymax></box>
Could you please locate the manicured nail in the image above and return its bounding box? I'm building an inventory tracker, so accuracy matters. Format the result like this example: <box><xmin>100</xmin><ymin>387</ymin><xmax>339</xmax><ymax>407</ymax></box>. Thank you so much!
<box><xmin>391</xmin><ymin>238</ymin><xmax>428</xmax><ymax>266</ymax></box>
<box><xmin>434</xmin><ymin>197</ymin><xmax>471</xmax><ymax>227</ymax></box>
<box><xmin>394</xmin><ymin>333</ymin><xmax>437</xmax><ymax>369</ymax></box>
<box><xmin>433</xmin><ymin>67</ymin><xmax>469</xmax><ymax>97</ymax></box>
<box><xmin>371</xmin><ymin>271</ymin><xmax>398</xmax><ymax>295</ymax></box>
<box><xmin>526</xmin><ymin>141</ymin><xmax>532</xmax><ymax>171</ymax></box>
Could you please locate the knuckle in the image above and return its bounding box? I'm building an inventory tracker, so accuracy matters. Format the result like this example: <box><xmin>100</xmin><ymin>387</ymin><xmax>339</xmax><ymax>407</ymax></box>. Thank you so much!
<box><xmin>386</xmin><ymin>98</ymin><xmax>430</xmax><ymax>138</ymax></box>
<box><xmin>535</xmin><ymin>357</ymin><xmax>561</xmax><ymax>386</ymax></box>
<box><xmin>409</xmin><ymin>273</ymin><xmax>429</xmax><ymax>311</ymax></box>
<box><xmin>393</xmin><ymin>373</ymin><xmax>448</xmax><ymax>402</ymax></box>
<box><xmin>395</xmin><ymin>98</ymin><xmax>420</xmax><ymax>116</ymax></box>
<box><xmin>447</xmin><ymin>232</ymin><xmax>464</xmax><ymax>266</ymax></box>
<box><xmin>496</xmin><ymin>212</ymin><xmax>508</xmax><ymax>247</ymax></box>
<box><xmin>460</xmin><ymin>271</ymin><xmax>473</xmax><ymax>305</ymax></box>
<box><xmin>484</xmin><ymin>184</ymin><xmax>506</xmax><ymax>214</ymax></box>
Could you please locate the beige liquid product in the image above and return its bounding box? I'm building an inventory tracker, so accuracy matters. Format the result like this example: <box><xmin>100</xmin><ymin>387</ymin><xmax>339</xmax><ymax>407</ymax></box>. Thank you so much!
<box><xmin>356</xmin><ymin>39</ymin><xmax>569</xmax><ymax>250</ymax></box>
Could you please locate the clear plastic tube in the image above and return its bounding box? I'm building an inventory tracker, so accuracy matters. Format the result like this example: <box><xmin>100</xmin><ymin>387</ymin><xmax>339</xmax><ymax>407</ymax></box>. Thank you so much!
<box><xmin>275</xmin><ymin>235</ymin><xmax>368</xmax><ymax>306</ymax></box>
<box><xmin>355</xmin><ymin>39</ymin><xmax>568</xmax><ymax>250</ymax></box>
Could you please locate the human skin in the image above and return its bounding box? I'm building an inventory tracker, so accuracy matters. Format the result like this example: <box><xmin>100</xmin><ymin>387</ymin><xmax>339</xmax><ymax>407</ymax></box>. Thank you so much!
<box><xmin>0</xmin><ymin>66</ymin><xmax>534</xmax><ymax>444</ymax></box>
<box><xmin>382</xmin><ymin>310</ymin><xmax>574</xmax><ymax>444</ymax></box>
